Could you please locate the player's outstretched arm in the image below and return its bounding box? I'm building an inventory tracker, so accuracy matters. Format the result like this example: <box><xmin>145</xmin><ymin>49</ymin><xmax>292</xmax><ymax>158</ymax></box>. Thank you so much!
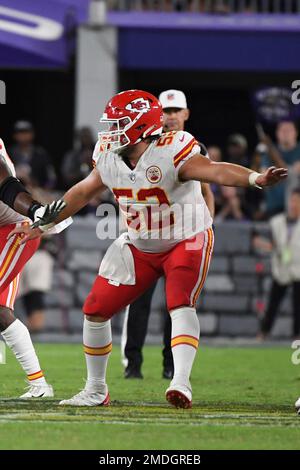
<box><xmin>48</xmin><ymin>169</ymin><xmax>106</xmax><ymax>224</ymax></box>
<box><xmin>178</xmin><ymin>154</ymin><xmax>288</xmax><ymax>188</ymax></box>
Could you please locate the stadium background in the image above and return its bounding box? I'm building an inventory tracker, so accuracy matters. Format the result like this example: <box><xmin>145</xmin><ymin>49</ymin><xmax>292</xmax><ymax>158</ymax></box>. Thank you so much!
<box><xmin>1</xmin><ymin>0</ymin><xmax>300</xmax><ymax>341</ymax></box>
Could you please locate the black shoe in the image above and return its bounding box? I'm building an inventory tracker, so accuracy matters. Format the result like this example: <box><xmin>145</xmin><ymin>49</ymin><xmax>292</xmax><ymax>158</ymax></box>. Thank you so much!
<box><xmin>124</xmin><ymin>366</ymin><xmax>143</xmax><ymax>379</ymax></box>
<box><xmin>162</xmin><ymin>368</ymin><xmax>174</xmax><ymax>380</ymax></box>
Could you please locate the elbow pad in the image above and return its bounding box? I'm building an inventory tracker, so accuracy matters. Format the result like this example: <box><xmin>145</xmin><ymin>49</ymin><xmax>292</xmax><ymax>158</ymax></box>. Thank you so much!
<box><xmin>0</xmin><ymin>176</ymin><xmax>29</xmax><ymax>209</ymax></box>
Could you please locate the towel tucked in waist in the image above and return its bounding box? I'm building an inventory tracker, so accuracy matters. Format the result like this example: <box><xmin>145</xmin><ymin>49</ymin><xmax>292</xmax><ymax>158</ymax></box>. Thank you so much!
<box><xmin>99</xmin><ymin>232</ymin><xmax>135</xmax><ymax>286</ymax></box>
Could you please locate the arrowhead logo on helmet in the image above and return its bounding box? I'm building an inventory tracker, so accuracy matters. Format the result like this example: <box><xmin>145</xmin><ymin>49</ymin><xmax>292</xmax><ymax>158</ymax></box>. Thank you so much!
<box><xmin>125</xmin><ymin>98</ymin><xmax>150</xmax><ymax>113</ymax></box>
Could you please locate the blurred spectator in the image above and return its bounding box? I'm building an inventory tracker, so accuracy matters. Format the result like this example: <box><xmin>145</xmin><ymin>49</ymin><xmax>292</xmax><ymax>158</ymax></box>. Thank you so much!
<box><xmin>62</xmin><ymin>127</ymin><xmax>113</xmax><ymax>213</ymax></box>
<box><xmin>215</xmin><ymin>186</ymin><xmax>248</xmax><ymax>222</ymax></box>
<box><xmin>207</xmin><ymin>145</ymin><xmax>222</xmax><ymax>163</ymax></box>
<box><xmin>207</xmin><ymin>145</ymin><xmax>224</xmax><ymax>214</ymax></box>
<box><xmin>259</xmin><ymin>121</ymin><xmax>300</xmax><ymax>217</ymax></box>
<box><xmin>214</xmin><ymin>134</ymin><xmax>250</xmax><ymax>221</ymax></box>
<box><xmin>253</xmin><ymin>189</ymin><xmax>300</xmax><ymax>340</ymax></box>
<box><xmin>108</xmin><ymin>0</ymin><xmax>299</xmax><ymax>13</ymax></box>
<box><xmin>61</xmin><ymin>127</ymin><xmax>95</xmax><ymax>188</ymax></box>
<box><xmin>208</xmin><ymin>144</ymin><xmax>249</xmax><ymax>221</ymax></box>
<box><xmin>9</xmin><ymin>121</ymin><xmax>56</xmax><ymax>189</ymax></box>
<box><xmin>244</xmin><ymin>145</ymin><xmax>265</xmax><ymax>220</ymax></box>
<box><xmin>110</xmin><ymin>0</ymin><xmax>232</xmax><ymax>12</ymax></box>
<box><xmin>226</xmin><ymin>133</ymin><xmax>249</xmax><ymax>167</ymax></box>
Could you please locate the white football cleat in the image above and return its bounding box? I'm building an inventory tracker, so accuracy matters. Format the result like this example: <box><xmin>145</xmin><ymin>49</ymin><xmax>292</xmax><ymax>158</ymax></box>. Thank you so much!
<box><xmin>59</xmin><ymin>388</ymin><xmax>110</xmax><ymax>407</ymax></box>
<box><xmin>20</xmin><ymin>382</ymin><xmax>54</xmax><ymax>399</ymax></box>
<box><xmin>295</xmin><ymin>397</ymin><xmax>300</xmax><ymax>410</ymax></box>
<box><xmin>165</xmin><ymin>384</ymin><xmax>192</xmax><ymax>409</ymax></box>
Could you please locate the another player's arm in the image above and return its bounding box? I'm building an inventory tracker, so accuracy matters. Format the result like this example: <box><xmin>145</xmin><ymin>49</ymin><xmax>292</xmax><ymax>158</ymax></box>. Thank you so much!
<box><xmin>178</xmin><ymin>154</ymin><xmax>288</xmax><ymax>188</ymax></box>
<box><xmin>201</xmin><ymin>182</ymin><xmax>215</xmax><ymax>218</ymax></box>
<box><xmin>0</xmin><ymin>154</ymin><xmax>41</xmax><ymax>217</ymax></box>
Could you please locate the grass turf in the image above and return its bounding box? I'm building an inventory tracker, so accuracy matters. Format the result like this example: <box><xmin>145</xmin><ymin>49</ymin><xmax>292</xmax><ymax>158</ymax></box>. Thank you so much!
<box><xmin>0</xmin><ymin>343</ymin><xmax>299</xmax><ymax>450</ymax></box>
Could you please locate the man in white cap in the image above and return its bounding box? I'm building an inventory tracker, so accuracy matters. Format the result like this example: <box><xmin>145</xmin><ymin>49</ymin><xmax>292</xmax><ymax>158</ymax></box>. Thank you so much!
<box><xmin>121</xmin><ymin>89</ymin><xmax>214</xmax><ymax>379</ymax></box>
<box><xmin>159</xmin><ymin>90</ymin><xmax>214</xmax><ymax>216</ymax></box>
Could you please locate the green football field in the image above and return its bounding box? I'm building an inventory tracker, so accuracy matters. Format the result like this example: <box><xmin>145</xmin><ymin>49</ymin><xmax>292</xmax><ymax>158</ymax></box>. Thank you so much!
<box><xmin>0</xmin><ymin>343</ymin><xmax>299</xmax><ymax>450</ymax></box>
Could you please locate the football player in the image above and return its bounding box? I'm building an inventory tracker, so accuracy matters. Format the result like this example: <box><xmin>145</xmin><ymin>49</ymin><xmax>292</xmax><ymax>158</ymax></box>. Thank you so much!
<box><xmin>0</xmin><ymin>138</ymin><xmax>57</xmax><ymax>398</ymax></box>
<box><xmin>121</xmin><ymin>89</ymin><xmax>215</xmax><ymax>380</ymax></box>
<box><xmin>9</xmin><ymin>90</ymin><xmax>287</xmax><ymax>408</ymax></box>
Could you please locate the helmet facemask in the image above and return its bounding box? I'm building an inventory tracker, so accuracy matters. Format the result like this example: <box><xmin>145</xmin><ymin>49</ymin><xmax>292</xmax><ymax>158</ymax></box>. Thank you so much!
<box><xmin>98</xmin><ymin>115</ymin><xmax>132</xmax><ymax>154</ymax></box>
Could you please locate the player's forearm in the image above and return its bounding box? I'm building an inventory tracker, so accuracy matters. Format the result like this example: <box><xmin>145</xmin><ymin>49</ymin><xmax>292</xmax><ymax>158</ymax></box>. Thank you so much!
<box><xmin>194</xmin><ymin>161</ymin><xmax>253</xmax><ymax>188</ymax></box>
<box><xmin>14</xmin><ymin>192</ymin><xmax>39</xmax><ymax>217</ymax></box>
<box><xmin>180</xmin><ymin>155</ymin><xmax>287</xmax><ymax>190</ymax></box>
<box><xmin>210</xmin><ymin>162</ymin><xmax>254</xmax><ymax>187</ymax></box>
<box><xmin>53</xmin><ymin>187</ymin><xmax>92</xmax><ymax>223</ymax></box>
<box><xmin>180</xmin><ymin>156</ymin><xmax>255</xmax><ymax>188</ymax></box>
<box><xmin>54</xmin><ymin>179</ymin><xmax>103</xmax><ymax>224</ymax></box>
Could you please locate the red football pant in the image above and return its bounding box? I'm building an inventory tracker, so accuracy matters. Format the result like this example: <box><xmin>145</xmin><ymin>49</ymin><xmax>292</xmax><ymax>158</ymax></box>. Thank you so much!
<box><xmin>0</xmin><ymin>223</ymin><xmax>40</xmax><ymax>309</ymax></box>
<box><xmin>83</xmin><ymin>228</ymin><xmax>214</xmax><ymax>319</ymax></box>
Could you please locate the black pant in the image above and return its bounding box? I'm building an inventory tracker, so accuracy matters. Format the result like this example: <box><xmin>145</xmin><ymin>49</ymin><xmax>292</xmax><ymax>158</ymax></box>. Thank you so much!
<box><xmin>261</xmin><ymin>279</ymin><xmax>300</xmax><ymax>337</ymax></box>
<box><xmin>124</xmin><ymin>281</ymin><xmax>173</xmax><ymax>370</ymax></box>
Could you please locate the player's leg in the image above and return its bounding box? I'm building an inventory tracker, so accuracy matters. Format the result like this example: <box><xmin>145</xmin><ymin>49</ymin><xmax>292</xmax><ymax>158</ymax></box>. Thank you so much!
<box><xmin>259</xmin><ymin>280</ymin><xmax>287</xmax><ymax>339</ymax></box>
<box><xmin>0</xmin><ymin>226</ymin><xmax>52</xmax><ymax>398</ymax></box>
<box><xmin>0</xmin><ymin>224</ymin><xmax>39</xmax><ymax>293</ymax></box>
<box><xmin>164</xmin><ymin>228</ymin><xmax>214</xmax><ymax>408</ymax></box>
<box><xmin>162</xmin><ymin>308</ymin><xmax>173</xmax><ymax>379</ymax></box>
<box><xmin>0</xmin><ymin>275</ymin><xmax>53</xmax><ymax>398</ymax></box>
<box><xmin>122</xmin><ymin>283</ymin><xmax>157</xmax><ymax>379</ymax></box>
<box><xmin>60</xmin><ymin>246</ymin><xmax>162</xmax><ymax>406</ymax></box>
<box><xmin>23</xmin><ymin>291</ymin><xmax>46</xmax><ymax>333</ymax></box>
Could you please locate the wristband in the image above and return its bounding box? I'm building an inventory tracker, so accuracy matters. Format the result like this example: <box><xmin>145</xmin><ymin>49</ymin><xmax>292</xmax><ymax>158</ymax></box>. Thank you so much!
<box><xmin>28</xmin><ymin>201</ymin><xmax>43</xmax><ymax>221</ymax></box>
<box><xmin>249</xmin><ymin>172</ymin><xmax>262</xmax><ymax>189</ymax></box>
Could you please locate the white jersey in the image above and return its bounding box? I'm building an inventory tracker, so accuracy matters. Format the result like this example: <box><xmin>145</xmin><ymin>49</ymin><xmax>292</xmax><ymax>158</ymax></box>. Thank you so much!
<box><xmin>93</xmin><ymin>130</ymin><xmax>213</xmax><ymax>253</ymax></box>
<box><xmin>0</xmin><ymin>139</ymin><xmax>26</xmax><ymax>227</ymax></box>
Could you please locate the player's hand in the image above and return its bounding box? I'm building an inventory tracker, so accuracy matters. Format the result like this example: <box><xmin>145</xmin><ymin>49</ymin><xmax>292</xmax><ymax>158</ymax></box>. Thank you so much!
<box><xmin>256</xmin><ymin>166</ymin><xmax>288</xmax><ymax>187</ymax></box>
<box><xmin>7</xmin><ymin>225</ymin><xmax>43</xmax><ymax>244</ymax></box>
<box><xmin>32</xmin><ymin>199</ymin><xmax>67</xmax><ymax>229</ymax></box>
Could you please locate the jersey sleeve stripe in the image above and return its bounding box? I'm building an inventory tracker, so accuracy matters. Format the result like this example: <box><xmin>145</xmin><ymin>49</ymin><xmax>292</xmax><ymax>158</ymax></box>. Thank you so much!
<box><xmin>173</xmin><ymin>138</ymin><xmax>197</xmax><ymax>168</ymax></box>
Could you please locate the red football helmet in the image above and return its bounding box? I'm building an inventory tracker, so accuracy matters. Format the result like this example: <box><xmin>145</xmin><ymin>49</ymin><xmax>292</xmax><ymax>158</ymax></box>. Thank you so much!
<box><xmin>98</xmin><ymin>90</ymin><xmax>163</xmax><ymax>153</ymax></box>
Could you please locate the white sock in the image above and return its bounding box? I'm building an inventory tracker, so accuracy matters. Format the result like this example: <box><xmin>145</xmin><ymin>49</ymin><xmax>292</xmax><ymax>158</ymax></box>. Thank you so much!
<box><xmin>1</xmin><ymin>319</ymin><xmax>46</xmax><ymax>385</ymax></box>
<box><xmin>83</xmin><ymin>317</ymin><xmax>112</xmax><ymax>392</ymax></box>
<box><xmin>170</xmin><ymin>307</ymin><xmax>200</xmax><ymax>388</ymax></box>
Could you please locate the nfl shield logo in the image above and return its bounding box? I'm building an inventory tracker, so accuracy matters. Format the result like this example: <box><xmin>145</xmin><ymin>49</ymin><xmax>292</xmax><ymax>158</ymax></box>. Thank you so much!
<box><xmin>129</xmin><ymin>173</ymin><xmax>136</xmax><ymax>183</ymax></box>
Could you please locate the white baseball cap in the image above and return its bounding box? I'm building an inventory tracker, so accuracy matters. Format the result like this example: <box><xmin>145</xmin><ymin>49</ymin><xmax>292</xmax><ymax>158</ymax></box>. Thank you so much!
<box><xmin>159</xmin><ymin>89</ymin><xmax>187</xmax><ymax>110</ymax></box>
